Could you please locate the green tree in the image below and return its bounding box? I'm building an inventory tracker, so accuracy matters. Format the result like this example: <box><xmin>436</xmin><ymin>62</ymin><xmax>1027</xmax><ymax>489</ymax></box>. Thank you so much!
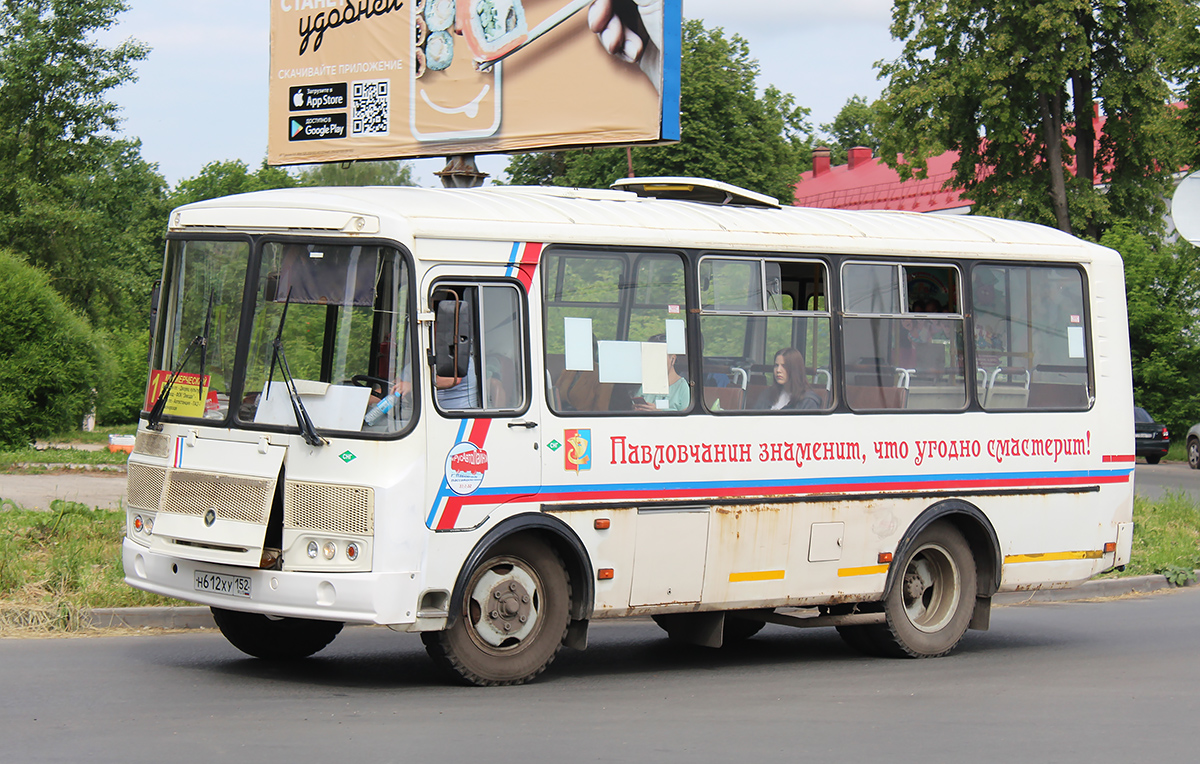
<box><xmin>819</xmin><ymin>95</ymin><xmax>879</xmax><ymax>165</ymax></box>
<box><xmin>0</xmin><ymin>250</ymin><xmax>100</xmax><ymax>447</ymax></box>
<box><xmin>503</xmin><ymin>20</ymin><xmax>811</xmax><ymax>203</ymax></box>
<box><xmin>0</xmin><ymin>0</ymin><xmax>166</xmax><ymax>326</ymax></box>
<box><xmin>170</xmin><ymin>159</ymin><xmax>300</xmax><ymax>208</ymax></box>
<box><xmin>1102</xmin><ymin>223</ymin><xmax>1200</xmax><ymax>437</ymax></box>
<box><xmin>876</xmin><ymin>0</ymin><xmax>1186</xmax><ymax>238</ymax></box>
<box><xmin>296</xmin><ymin>159</ymin><xmax>415</xmax><ymax>186</ymax></box>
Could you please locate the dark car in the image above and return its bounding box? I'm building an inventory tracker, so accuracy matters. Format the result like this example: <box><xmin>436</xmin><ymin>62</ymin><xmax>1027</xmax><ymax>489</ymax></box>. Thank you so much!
<box><xmin>1134</xmin><ymin>407</ymin><xmax>1170</xmax><ymax>464</ymax></box>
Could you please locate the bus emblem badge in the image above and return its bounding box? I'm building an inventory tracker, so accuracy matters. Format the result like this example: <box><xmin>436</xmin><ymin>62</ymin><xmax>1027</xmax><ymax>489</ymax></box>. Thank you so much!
<box><xmin>564</xmin><ymin>429</ymin><xmax>591</xmax><ymax>473</ymax></box>
<box><xmin>446</xmin><ymin>442</ymin><xmax>488</xmax><ymax>495</ymax></box>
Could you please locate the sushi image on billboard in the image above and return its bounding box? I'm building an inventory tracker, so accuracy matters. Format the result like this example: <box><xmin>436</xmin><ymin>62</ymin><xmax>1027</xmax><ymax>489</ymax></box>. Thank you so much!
<box><xmin>268</xmin><ymin>0</ymin><xmax>681</xmax><ymax>164</ymax></box>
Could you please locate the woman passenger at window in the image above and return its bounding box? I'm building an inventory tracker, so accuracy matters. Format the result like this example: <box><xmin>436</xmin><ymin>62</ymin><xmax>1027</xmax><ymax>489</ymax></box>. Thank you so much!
<box><xmin>753</xmin><ymin>348</ymin><xmax>822</xmax><ymax>410</ymax></box>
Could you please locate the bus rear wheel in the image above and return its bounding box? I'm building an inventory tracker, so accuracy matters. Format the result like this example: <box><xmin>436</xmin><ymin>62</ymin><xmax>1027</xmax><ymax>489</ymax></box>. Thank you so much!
<box><xmin>211</xmin><ymin>607</ymin><xmax>344</xmax><ymax>660</ymax></box>
<box><xmin>876</xmin><ymin>522</ymin><xmax>976</xmax><ymax>658</ymax></box>
<box><xmin>422</xmin><ymin>536</ymin><xmax>570</xmax><ymax>686</ymax></box>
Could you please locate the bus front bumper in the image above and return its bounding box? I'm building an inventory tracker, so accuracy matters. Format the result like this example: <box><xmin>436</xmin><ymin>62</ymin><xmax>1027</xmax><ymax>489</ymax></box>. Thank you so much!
<box><xmin>123</xmin><ymin>539</ymin><xmax>422</xmax><ymax>627</ymax></box>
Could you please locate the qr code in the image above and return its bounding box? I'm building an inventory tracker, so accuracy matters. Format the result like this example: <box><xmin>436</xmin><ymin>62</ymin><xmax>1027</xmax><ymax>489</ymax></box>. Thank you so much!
<box><xmin>352</xmin><ymin>80</ymin><xmax>389</xmax><ymax>136</ymax></box>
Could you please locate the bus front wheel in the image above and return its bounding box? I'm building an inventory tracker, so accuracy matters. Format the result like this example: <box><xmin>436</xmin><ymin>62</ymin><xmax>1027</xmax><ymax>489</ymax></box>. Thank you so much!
<box><xmin>877</xmin><ymin>522</ymin><xmax>976</xmax><ymax>658</ymax></box>
<box><xmin>422</xmin><ymin>536</ymin><xmax>571</xmax><ymax>686</ymax></box>
<box><xmin>211</xmin><ymin>607</ymin><xmax>344</xmax><ymax>660</ymax></box>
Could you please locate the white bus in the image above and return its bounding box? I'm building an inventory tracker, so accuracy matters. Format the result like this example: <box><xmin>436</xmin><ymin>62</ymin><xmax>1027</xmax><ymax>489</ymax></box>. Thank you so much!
<box><xmin>124</xmin><ymin>178</ymin><xmax>1134</xmax><ymax>685</ymax></box>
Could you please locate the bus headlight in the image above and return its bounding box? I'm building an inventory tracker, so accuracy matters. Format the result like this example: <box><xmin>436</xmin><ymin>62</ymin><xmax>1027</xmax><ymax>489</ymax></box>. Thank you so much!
<box><xmin>307</xmin><ymin>541</ymin><xmax>319</xmax><ymax>559</ymax></box>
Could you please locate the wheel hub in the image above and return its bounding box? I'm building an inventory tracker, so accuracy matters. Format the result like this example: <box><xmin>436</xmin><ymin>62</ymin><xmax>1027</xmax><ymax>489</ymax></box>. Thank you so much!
<box><xmin>901</xmin><ymin>545</ymin><xmax>959</xmax><ymax>633</ymax></box>
<box><xmin>468</xmin><ymin>561</ymin><xmax>540</xmax><ymax>648</ymax></box>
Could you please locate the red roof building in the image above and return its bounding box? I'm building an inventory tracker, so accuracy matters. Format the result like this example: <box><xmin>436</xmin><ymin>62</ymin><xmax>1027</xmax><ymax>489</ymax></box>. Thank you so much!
<box><xmin>793</xmin><ymin>146</ymin><xmax>973</xmax><ymax>214</ymax></box>
<box><xmin>793</xmin><ymin>106</ymin><xmax>1156</xmax><ymax>213</ymax></box>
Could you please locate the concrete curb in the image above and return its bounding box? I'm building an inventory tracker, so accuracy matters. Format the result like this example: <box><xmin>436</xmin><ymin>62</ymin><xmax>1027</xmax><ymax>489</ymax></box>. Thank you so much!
<box><xmin>83</xmin><ymin>607</ymin><xmax>216</xmax><ymax>630</ymax></box>
<box><xmin>80</xmin><ymin>572</ymin><xmax>1196</xmax><ymax>631</ymax></box>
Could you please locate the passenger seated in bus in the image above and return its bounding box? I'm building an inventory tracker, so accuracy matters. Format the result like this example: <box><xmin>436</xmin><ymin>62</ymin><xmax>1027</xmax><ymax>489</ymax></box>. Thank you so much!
<box><xmin>436</xmin><ymin>355</ymin><xmax>479</xmax><ymax>408</ymax></box>
<box><xmin>633</xmin><ymin>334</ymin><xmax>690</xmax><ymax>411</ymax></box>
<box><xmin>751</xmin><ymin>348</ymin><xmax>823</xmax><ymax>410</ymax></box>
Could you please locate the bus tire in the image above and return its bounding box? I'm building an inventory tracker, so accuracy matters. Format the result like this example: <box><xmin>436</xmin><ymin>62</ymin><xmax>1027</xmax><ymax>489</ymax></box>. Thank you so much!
<box><xmin>877</xmin><ymin>522</ymin><xmax>976</xmax><ymax>658</ymax></box>
<box><xmin>422</xmin><ymin>536</ymin><xmax>570</xmax><ymax>686</ymax></box>
<box><xmin>210</xmin><ymin>607</ymin><xmax>343</xmax><ymax>660</ymax></box>
<box><xmin>836</xmin><ymin>624</ymin><xmax>885</xmax><ymax>656</ymax></box>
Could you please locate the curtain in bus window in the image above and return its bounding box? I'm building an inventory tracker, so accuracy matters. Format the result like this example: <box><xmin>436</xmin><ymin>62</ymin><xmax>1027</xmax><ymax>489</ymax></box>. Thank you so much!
<box><xmin>273</xmin><ymin>244</ymin><xmax>378</xmax><ymax>306</ymax></box>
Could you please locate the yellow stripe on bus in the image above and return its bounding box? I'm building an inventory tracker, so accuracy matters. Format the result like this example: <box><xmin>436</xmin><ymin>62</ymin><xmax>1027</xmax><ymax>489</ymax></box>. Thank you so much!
<box><xmin>1004</xmin><ymin>550</ymin><xmax>1105</xmax><ymax>564</ymax></box>
<box><xmin>838</xmin><ymin>564</ymin><xmax>889</xmax><ymax>577</ymax></box>
<box><xmin>728</xmin><ymin>569</ymin><xmax>786</xmax><ymax>583</ymax></box>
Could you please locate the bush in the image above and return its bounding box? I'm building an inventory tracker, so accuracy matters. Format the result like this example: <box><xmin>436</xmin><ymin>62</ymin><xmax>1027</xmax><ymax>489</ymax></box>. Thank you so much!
<box><xmin>95</xmin><ymin>328</ymin><xmax>149</xmax><ymax>426</ymax></box>
<box><xmin>0</xmin><ymin>250</ymin><xmax>100</xmax><ymax>448</ymax></box>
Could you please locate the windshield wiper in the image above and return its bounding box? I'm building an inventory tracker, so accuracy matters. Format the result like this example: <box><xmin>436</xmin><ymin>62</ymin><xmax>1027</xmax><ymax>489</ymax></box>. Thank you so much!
<box><xmin>147</xmin><ymin>293</ymin><xmax>213</xmax><ymax>431</ymax></box>
<box><xmin>146</xmin><ymin>334</ymin><xmax>203</xmax><ymax>431</ymax></box>
<box><xmin>266</xmin><ymin>290</ymin><xmax>325</xmax><ymax>447</ymax></box>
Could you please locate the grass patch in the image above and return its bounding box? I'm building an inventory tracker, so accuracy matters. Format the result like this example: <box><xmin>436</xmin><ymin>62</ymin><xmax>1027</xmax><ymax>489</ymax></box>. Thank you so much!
<box><xmin>1120</xmin><ymin>491</ymin><xmax>1200</xmax><ymax>580</ymax></box>
<box><xmin>40</xmin><ymin>423</ymin><xmax>138</xmax><ymax>446</ymax></box>
<box><xmin>0</xmin><ymin>499</ymin><xmax>183</xmax><ymax>633</ymax></box>
<box><xmin>1166</xmin><ymin>440</ymin><xmax>1189</xmax><ymax>463</ymax></box>
<box><xmin>0</xmin><ymin>447</ymin><xmax>129</xmax><ymax>470</ymax></box>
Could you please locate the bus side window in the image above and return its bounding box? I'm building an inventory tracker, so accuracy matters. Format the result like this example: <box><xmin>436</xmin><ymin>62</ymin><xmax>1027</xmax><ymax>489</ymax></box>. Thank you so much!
<box><xmin>841</xmin><ymin>262</ymin><xmax>966</xmax><ymax>412</ymax></box>
<box><xmin>974</xmin><ymin>265</ymin><xmax>1090</xmax><ymax>410</ymax></box>
<box><xmin>699</xmin><ymin>256</ymin><xmax>833</xmax><ymax>414</ymax></box>
<box><xmin>431</xmin><ymin>282</ymin><xmax>527</xmax><ymax>413</ymax></box>
<box><xmin>542</xmin><ymin>250</ymin><xmax>690</xmax><ymax>415</ymax></box>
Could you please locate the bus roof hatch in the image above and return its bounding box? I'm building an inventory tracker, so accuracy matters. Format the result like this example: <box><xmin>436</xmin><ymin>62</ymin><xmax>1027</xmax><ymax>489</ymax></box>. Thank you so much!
<box><xmin>611</xmin><ymin>177</ymin><xmax>781</xmax><ymax>209</ymax></box>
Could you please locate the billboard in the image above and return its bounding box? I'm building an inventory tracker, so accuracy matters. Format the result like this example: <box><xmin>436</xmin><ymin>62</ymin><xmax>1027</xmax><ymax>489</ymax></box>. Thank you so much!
<box><xmin>268</xmin><ymin>0</ymin><xmax>682</xmax><ymax>166</ymax></box>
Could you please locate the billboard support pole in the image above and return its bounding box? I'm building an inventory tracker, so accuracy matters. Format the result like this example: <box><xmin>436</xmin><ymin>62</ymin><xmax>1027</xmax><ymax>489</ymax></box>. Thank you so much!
<box><xmin>436</xmin><ymin>155</ymin><xmax>489</xmax><ymax>188</ymax></box>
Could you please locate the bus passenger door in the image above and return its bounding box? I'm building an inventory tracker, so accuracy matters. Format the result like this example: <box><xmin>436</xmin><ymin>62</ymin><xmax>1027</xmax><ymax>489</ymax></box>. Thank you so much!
<box><xmin>424</xmin><ymin>278</ymin><xmax>540</xmax><ymax>531</ymax></box>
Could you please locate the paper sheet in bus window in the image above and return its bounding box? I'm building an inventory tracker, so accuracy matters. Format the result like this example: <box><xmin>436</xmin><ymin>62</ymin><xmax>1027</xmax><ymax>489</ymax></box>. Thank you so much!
<box><xmin>640</xmin><ymin>342</ymin><xmax>669</xmax><ymax>395</ymax></box>
<box><xmin>1067</xmin><ymin>326</ymin><xmax>1085</xmax><ymax>358</ymax></box>
<box><xmin>598</xmin><ymin>341</ymin><xmax>642</xmax><ymax>384</ymax></box>
<box><xmin>564</xmin><ymin>317</ymin><xmax>594</xmax><ymax>371</ymax></box>
<box><xmin>665</xmin><ymin>319</ymin><xmax>686</xmax><ymax>354</ymax></box>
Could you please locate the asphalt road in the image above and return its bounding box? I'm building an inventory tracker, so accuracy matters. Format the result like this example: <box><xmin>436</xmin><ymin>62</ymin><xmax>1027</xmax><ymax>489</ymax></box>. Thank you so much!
<box><xmin>2</xmin><ymin>587</ymin><xmax>1199</xmax><ymax>763</ymax></box>
<box><xmin>0</xmin><ymin>470</ymin><xmax>126</xmax><ymax>511</ymax></box>
<box><xmin>1132</xmin><ymin>460</ymin><xmax>1200</xmax><ymax>501</ymax></box>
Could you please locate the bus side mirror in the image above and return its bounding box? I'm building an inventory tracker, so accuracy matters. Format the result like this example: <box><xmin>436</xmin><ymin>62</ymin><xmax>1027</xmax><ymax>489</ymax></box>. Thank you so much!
<box><xmin>434</xmin><ymin>299</ymin><xmax>473</xmax><ymax>377</ymax></box>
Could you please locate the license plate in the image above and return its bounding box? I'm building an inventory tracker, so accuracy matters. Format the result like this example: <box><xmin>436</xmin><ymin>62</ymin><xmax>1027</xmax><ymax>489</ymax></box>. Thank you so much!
<box><xmin>194</xmin><ymin>570</ymin><xmax>251</xmax><ymax>598</ymax></box>
<box><xmin>1135</xmin><ymin>433</ymin><xmax>1153</xmax><ymax>439</ymax></box>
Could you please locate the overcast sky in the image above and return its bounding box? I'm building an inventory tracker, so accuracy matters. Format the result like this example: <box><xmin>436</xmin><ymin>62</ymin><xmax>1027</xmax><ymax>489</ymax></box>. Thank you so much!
<box><xmin>101</xmin><ymin>1</ymin><xmax>901</xmax><ymax>188</ymax></box>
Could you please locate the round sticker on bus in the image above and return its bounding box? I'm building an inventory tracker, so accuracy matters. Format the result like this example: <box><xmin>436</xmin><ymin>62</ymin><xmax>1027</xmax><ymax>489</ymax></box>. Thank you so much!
<box><xmin>445</xmin><ymin>442</ymin><xmax>488</xmax><ymax>495</ymax></box>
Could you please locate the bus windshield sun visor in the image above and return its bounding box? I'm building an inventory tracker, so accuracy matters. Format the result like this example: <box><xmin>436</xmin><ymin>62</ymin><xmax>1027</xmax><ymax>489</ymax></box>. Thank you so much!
<box><xmin>265</xmin><ymin>289</ymin><xmax>326</xmax><ymax>447</ymax></box>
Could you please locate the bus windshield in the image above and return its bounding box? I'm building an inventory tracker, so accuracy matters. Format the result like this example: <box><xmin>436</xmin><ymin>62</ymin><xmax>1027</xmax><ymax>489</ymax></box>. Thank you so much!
<box><xmin>150</xmin><ymin>239</ymin><xmax>414</xmax><ymax>436</ymax></box>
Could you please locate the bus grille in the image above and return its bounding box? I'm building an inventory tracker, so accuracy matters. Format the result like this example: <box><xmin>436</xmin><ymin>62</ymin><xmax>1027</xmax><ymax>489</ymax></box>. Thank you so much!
<box><xmin>126</xmin><ymin>463</ymin><xmax>274</xmax><ymax>525</ymax></box>
<box><xmin>127</xmin><ymin>462</ymin><xmax>166</xmax><ymax>510</ymax></box>
<box><xmin>284</xmin><ymin>480</ymin><xmax>374</xmax><ymax>535</ymax></box>
<box><xmin>163</xmin><ymin>471</ymin><xmax>273</xmax><ymax>524</ymax></box>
